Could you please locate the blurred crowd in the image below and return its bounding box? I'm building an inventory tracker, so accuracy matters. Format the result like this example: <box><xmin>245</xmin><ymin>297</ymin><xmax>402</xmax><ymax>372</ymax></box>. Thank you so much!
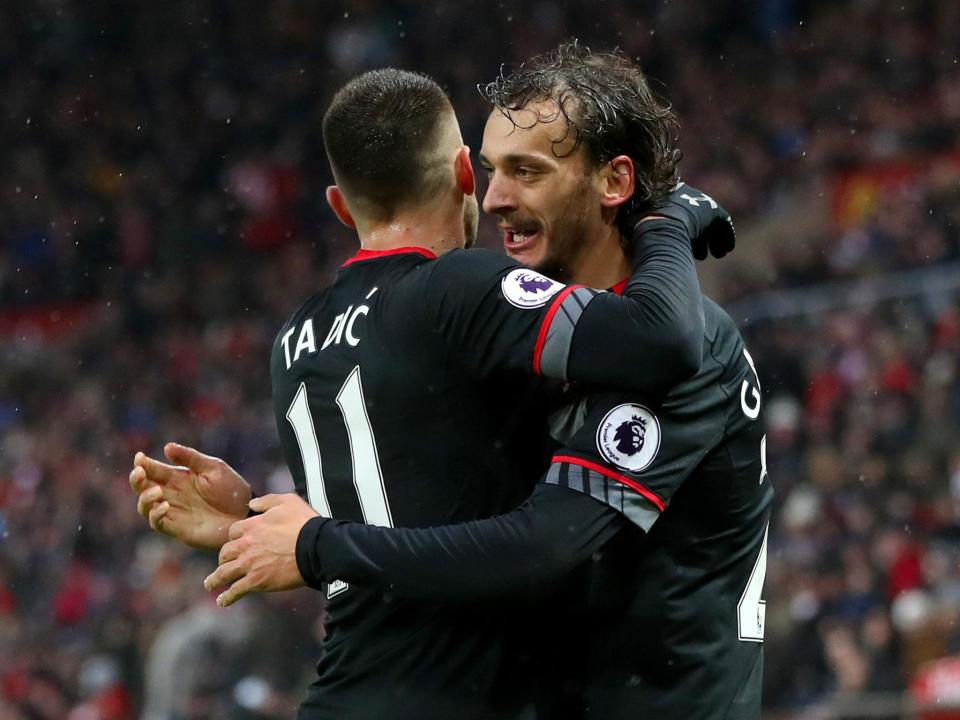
<box><xmin>1</xmin><ymin>1</ymin><xmax>959</xmax><ymax>718</ymax></box>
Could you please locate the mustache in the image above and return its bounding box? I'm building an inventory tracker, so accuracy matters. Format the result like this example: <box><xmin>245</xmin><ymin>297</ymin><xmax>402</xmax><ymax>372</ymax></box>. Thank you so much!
<box><xmin>498</xmin><ymin>217</ymin><xmax>540</xmax><ymax>231</ymax></box>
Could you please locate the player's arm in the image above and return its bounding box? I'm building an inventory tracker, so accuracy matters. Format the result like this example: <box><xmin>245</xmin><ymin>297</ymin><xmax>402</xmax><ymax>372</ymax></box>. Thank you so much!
<box><xmin>418</xmin><ymin>183</ymin><xmax>733</xmax><ymax>396</ymax></box>
<box><xmin>294</xmin><ymin>390</ymin><xmax>724</xmax><ymax>599</ymax></box>
<box><xmin>564</xmin><ymin>212</ymin><xmax>703</xmax><ymax>391</ymax></box>
<box><xmin>295</xmin><ymin>483</ymin><xmax>624</xmax><ymax>599</ymax></box>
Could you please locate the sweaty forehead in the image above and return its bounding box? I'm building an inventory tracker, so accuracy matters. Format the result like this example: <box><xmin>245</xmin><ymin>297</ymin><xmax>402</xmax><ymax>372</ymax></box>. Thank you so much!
<box><xmin>481</xmin><ymin>101</ymin><xmax>580</xmax><ymax>162</ymax></box>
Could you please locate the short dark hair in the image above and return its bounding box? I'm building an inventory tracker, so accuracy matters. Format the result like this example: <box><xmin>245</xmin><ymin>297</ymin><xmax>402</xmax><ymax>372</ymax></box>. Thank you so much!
<box><xmin>480</xmin><ymin>42</ymin><xmax>681</xmax><ymax>232</ymax></box>
<box><xmin>323</xmin><ymin>69</ymin><xmax>452</xmax><ymax>220</ymax></box>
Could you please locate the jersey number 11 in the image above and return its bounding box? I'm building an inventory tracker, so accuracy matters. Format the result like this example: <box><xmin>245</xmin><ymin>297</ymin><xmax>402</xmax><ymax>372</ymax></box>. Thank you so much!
<box><xmin>285</xmin><ymin>365</ymin><xmax>395</xmax><ymax>527</ymax></box>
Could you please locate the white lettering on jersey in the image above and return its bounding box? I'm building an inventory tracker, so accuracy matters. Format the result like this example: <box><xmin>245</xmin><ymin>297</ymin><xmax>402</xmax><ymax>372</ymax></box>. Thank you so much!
<box><xmin>334</xmin><ymin>305</ymin><xmax>353</xmax><ymax>345</ymax></box>
<box><xmin>322</xmin><ymin>312</ymin><xmax>346</xmax><ymax>351</ymax></box>
<box><xmin>345</xmin><ymin>306</ymin><xmax>368</xmax><ymax>347</ymax></box>
<box><xmin>737</xmin><ymin>522</ymin><xmax>768</xmax><ymax>642</ymax></box>
<box><xmin>759</xmin><ymin>435</ymin><xmax>768</xmax><ymax>485</ymax></box>
<box><xmin>287</xmin><ymin>301</ymin><xmax>372</xmax><ymax>370</ymax></box>
<box><xmin>318</xmin><ymin>305</ymin><xmax>370</xmax><ymax>352</ymax></box>
<box><xmin>280</xmin><ymin>326</ymin><xmax>297</xmax><ymax>369</ymax></box>
<box><xmin>293</xmin><ymin>319</ymin><xmax>316</xmax><ymax>363</ymax></box>
<box><xmin>740</xmin><ymin>348</ymin><xmax>761</xmax><ymax>420</ymax></box>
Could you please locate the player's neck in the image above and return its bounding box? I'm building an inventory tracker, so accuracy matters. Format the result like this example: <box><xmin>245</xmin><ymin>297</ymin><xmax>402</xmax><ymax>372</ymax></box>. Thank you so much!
<box><xmin>570</xmin><ymin>227</ymin><xmax>631</xmax><ymax>289</ymax></box>
<box><xmin>357</xmin><ymin>210</ymin><xmax>465</xmax><ymax>257</ymax></box>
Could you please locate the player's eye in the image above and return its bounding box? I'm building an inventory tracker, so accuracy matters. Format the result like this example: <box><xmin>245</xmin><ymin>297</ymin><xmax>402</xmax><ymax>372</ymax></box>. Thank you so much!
<box><xmin>515</xmin><ymin>166</ymin><xmax>537</xmax><ymax>178</ymax></box>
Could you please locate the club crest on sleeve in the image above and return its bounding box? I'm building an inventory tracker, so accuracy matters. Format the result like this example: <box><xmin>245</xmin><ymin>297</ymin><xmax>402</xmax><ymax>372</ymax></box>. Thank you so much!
<box><xmin>500</xmin><ymin>268</ymin><xmax>564</xmax><ymax>308</ymax></box>
<box><xmin>596</xmin><ymin>403</ymin><xmax>661</xmax><ymax>472</ymax></box>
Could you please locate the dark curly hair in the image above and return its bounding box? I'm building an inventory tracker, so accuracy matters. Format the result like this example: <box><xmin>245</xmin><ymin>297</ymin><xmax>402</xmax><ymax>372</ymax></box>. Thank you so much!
<box><xmin>479</xmin><ymin>41</ymin><xmax>681</xmax><ymax>234</ymax></box>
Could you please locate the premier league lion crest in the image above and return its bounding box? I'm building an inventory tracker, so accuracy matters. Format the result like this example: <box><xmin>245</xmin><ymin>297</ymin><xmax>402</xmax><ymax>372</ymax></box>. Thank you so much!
<box><xmin>500</xmin><ymin>268</ymin><xmax>563</xmax><ymax>308</ymax></box>
<box><xmin>596</xmin><ymin>403</ymin><xmax>661</xmax><ymax>472</ymax></box>
<box><xmin>614</xmin><ymin>415</ymin><xmax>647</xmax><ymax>455</ymax></box>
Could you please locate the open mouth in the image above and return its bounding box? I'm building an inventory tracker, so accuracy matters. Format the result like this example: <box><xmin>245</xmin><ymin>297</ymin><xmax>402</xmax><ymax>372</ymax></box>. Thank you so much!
<box><xmin>503</xmin><ymin>227</ymin><xmax>540</xmax><ymax>252</ymax></box>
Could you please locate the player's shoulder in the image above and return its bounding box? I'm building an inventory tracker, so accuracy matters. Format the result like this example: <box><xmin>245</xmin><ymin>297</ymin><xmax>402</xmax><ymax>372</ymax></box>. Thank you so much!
<box><xmin>702</xmin><ymin>296</ymin><xmax>746</xmax><ymax>358</ymax></box>
<box><xmin>395</xmin><ymin>248</ymin><xmax>534</xmax><ymax>308</ymax></box>
<box><xmin>428</xmin><ymin>248</ymin><xmax>579</xmax><ymax>307</ymax></box>
<box><xmin>695</xmin><ymin>296</ymin><xmax>762</xmax><ymax>415</ymax></box>
<box><xmin>426</xmin><ymin>248</ymin><xmax>521</xmax><ymax>280</ymax></box>
<box><xmin>662</xmin><ymin>296</ymin><xmax>750</xmax><ymax>404</ymax></box>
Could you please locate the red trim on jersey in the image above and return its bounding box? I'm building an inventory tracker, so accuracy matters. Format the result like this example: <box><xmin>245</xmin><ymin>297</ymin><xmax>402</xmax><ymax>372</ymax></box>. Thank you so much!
<box><xmin>610</xmin><ymin>278</ymin><xmax>628</xmax><ymax>296</ymax></box>
<box><xmin>341</xmin><ymin>247</ymin><xmax>437</xmax><ymax>267</ymax></box>
<box><xmin>552</xmin><ymin>454</ymin><xmax>666</xmax><ymax>512</ymax></box>
<box><xmin>532</xmin><ymin>284</ymin><xmax>585</xmax><ymax>375</ymax></box>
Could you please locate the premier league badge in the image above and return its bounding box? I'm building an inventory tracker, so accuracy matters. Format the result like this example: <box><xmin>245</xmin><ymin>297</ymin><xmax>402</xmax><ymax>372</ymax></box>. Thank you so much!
<box><xmin>596</xmin><ymin>403</ymin><xmax>661</xmax><ymax>472</ymax></box>
<box><xmin>500</xmin><ymin>268</ymin><xmax>564</xmax><ymax>308</ymax></box>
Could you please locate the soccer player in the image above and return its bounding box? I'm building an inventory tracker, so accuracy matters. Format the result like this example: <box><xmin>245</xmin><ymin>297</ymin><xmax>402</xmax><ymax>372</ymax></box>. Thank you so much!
<box><xmin>131</xmin><ymin>57</ymin><xmax>732</xmax><ymax>719</ymax></box>
<box><xmin>206</xmin><ymin>46</ymin><xmax>771</xmax><ymax>720</ymax></box>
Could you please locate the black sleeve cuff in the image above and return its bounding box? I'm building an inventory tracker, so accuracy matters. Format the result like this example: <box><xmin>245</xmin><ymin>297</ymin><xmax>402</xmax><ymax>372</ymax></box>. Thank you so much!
<box><xmin>295</xmin><ymin>515</ymin><xmax>332</xmax><ymax>589</ymax></box>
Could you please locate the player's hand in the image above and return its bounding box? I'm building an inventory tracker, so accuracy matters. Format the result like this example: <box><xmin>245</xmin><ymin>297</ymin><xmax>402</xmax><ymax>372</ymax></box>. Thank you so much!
<box><xmin>204</xmin><ymin>493</ymin><xmax>318</xmax><ymax>607</ymax></box>
<box><xmin>129</xmin><ymin>443</ymin><xmax>252</xmax><ymax>552</ymax></box>
<box><xmin>635</xmin><ymin>182</ymin><xmax>736</xmax><ymax>260</ymax></box>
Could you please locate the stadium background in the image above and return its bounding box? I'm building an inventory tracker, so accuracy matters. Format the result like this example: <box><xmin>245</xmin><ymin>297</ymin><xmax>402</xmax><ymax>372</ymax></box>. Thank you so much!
<box><xmin>1</xmin><ymin>0</ymin><xmax>959</xmax><ymax>718</ymax></box>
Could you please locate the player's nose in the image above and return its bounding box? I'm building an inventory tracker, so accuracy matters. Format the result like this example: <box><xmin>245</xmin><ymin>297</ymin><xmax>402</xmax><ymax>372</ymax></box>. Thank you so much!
<box><xmin>482</xmin><ymin>173</ymin><xmax>517</xmax><ymax>216</ymax></box>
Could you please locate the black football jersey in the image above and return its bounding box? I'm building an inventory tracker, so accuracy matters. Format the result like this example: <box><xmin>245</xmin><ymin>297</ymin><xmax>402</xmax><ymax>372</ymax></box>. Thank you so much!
<box><xmin>543</xmin><ymin>298</ymin><xmax>772</xmax><ymax>720</ymax></box>
<box><xmin>273</xmin><ymin>248</ymin><xmax>550</xmax><ymax>720</ymax></box>
<box><xmin>292</xmin><ymin>296</ymin><xmax>771</xmax><ymax>720</ymax></box>
<box><xmin>270</xmin><ymin>239</ymin><xmax>705</xmax><ymax>720</ymax></box>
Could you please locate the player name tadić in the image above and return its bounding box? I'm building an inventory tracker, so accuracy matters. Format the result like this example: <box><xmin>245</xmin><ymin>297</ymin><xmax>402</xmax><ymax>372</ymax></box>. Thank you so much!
<box><xmin>280</xmin><ymin>292</ymin><xmax>375</xmax><ymax>370</ymax></box>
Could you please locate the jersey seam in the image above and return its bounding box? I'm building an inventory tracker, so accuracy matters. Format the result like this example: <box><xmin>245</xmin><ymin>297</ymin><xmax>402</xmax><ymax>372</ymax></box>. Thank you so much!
<box><xmin>705</xmin><ymin>326</ymin><xmax>736</xmax><ymax>450</ymax></box>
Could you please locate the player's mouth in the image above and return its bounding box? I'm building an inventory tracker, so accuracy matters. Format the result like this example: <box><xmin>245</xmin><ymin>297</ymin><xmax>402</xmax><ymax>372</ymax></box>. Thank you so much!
<box><xmin>502</xmin><ymin>226</ymin><xmax>541</xmax><ymax>254</ymax></box>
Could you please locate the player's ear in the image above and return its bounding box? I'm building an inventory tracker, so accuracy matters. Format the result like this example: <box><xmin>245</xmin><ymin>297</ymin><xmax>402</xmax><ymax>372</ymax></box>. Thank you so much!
<box><xmin>454</xmin><ymin>146</ymin><xmax>476</xmax><ymax>198</ymax></box>
<box><xmin>598</xmin><ymin>155</ymin><xmax>635</xmax><ymax>209</ymax></box>
<box><xmin>326</xmin><ymin>185</ymin><xmax>357</xmax><ymax>229</ymax></box>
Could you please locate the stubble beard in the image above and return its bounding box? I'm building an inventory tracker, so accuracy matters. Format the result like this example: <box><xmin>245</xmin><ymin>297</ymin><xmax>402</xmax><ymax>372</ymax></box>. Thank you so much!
<box><xmin>531</xmin><ymin>197</ymin><xmax>594</xmax><ymax>284</ymax></box>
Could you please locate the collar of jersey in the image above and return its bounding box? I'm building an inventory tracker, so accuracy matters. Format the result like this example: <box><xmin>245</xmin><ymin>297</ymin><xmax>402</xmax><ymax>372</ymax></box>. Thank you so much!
<box><xmin>610</xmin><ymin>278</ymin><xmax>628</xmax><ymax>295</ymax></box>
<box><xmin>341</xmin><ymin>247</ymin><xmax>437</xmax><ymax>267</ymax></box>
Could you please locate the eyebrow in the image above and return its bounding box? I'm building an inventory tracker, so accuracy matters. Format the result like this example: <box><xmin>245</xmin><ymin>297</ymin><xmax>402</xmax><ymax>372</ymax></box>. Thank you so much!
<box><xmin>478</xmin><ymin>152</ymin><xmax>554</xmax><ymax>167</ymax></box>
